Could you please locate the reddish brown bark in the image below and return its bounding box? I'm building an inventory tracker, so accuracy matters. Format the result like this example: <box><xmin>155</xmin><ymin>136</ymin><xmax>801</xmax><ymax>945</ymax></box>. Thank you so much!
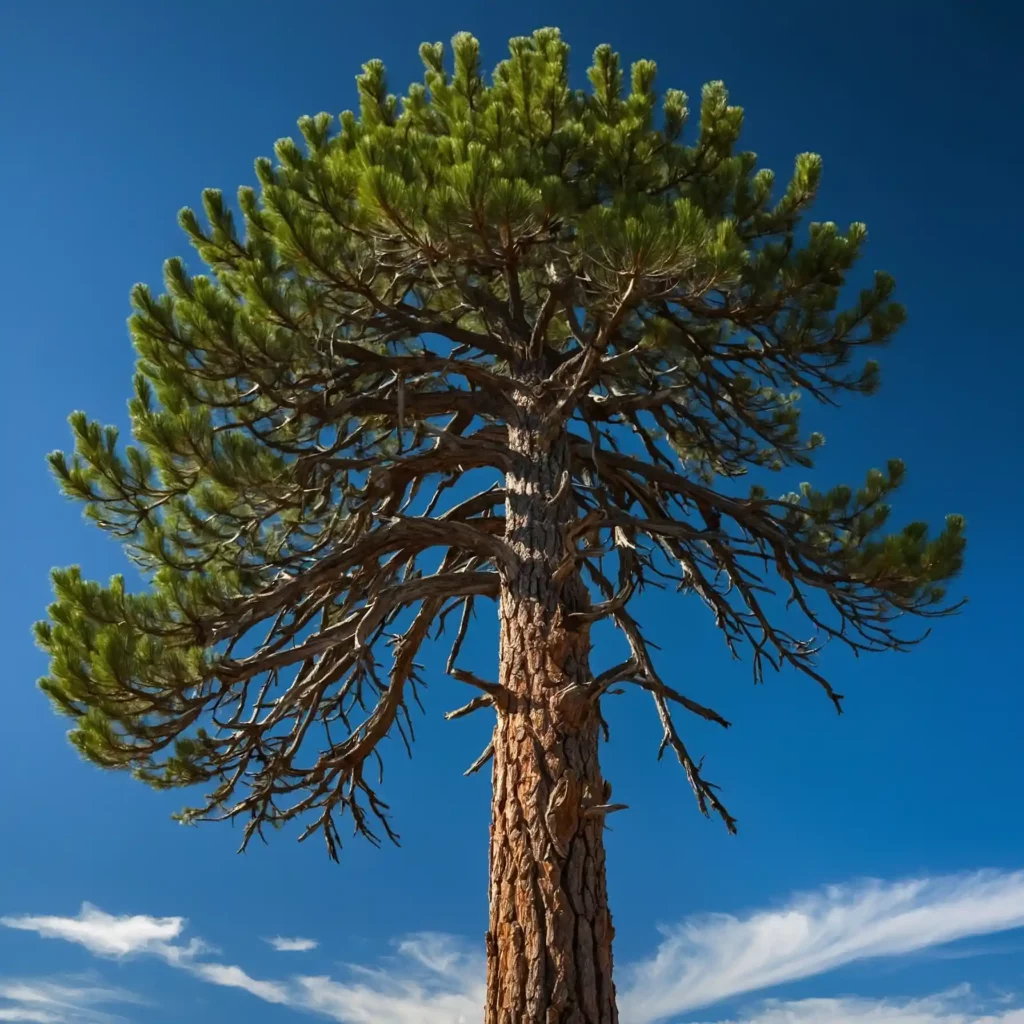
<box><xmin>485</xmin><ymin>405</ymin><xmax>618</xmax><ymax>1024</ymax></box>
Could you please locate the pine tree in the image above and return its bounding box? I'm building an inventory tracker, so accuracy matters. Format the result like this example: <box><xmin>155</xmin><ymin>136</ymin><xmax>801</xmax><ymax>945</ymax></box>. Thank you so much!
<box><xmin>37</xmin><ymin>29</ymin><xmax>965</xmax><ymax>1024</ymax></box>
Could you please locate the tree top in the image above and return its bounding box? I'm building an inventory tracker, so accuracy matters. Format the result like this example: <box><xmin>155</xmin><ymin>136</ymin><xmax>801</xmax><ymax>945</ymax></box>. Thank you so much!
<box><xmin>37</xmin><ymin>28</ymin><xmax>964</xmax><ymax>856</ymax></box>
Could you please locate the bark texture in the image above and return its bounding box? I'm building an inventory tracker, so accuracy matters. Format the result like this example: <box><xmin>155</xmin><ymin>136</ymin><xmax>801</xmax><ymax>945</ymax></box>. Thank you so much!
<box><xmin>485</xmin><ymin>402</ymin><xmax>618</xmax><ymax>1024</ymax></box>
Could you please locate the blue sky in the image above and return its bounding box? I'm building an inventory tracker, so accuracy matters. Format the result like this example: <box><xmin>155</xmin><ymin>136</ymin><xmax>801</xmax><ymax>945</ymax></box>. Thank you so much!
<box><xmin>1</xmin><ymin>1</ymin><xmax>1022</xmax><ymax>1021</ymax></box>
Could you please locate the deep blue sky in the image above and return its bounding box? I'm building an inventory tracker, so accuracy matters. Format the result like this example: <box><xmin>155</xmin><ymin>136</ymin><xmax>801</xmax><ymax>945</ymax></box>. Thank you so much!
<box><xmin>1</xmin><ymin>2</ymin><xmax>1022</xmax><ymax>1022</ymax></box>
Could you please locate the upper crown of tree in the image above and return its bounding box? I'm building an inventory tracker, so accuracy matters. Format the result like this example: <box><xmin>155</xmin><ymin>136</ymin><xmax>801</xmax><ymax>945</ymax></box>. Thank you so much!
<box><xmin>37</xmin><ymin>27</ymin><xmax>964</xmax><ymax>860</ymax></box>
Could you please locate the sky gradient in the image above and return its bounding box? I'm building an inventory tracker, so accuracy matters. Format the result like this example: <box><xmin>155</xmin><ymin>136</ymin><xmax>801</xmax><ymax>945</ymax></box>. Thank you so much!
<box><xmin>1</xmin><ymin>1</ymin><xmax>1022</xmax><ymax>1021</ymax></box>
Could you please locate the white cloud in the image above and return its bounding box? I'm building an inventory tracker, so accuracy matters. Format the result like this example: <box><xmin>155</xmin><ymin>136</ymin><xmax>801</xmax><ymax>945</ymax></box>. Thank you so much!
<box><xmin>0</xmin><ymin>1010</ymin><xmax>60</xmax><ymax>1023</ymax></box>
<box><xmin>0</xmin><ymin>907</ymin><xmax>272</xmax><ymax>1009</ymax></box>
<box><xmin>294</xmin><ymin>934</ymin><xmax>484</xmax><ymax>1024</ymax></box>
<box><xmin>0</xmin><ymin>978</ymin><xmax>138</xmax><ymax>1024</ymax></box>
<box><xmin>190</xmin><ymin>963</ymin><xmax>290</xmax><ymax>1004</ymax></box>
<box><xmin>619</xmin><ymin>870</ymin><xmax>1024</xmax><ymax>1023</ymax></box>
<box><xmin>267</xmin><ymin>937</ymin><xmax>319</xmax><ymax>953</ymax></box>
<box><xmin>0</xmin><ymin>906</ymin><xmax>185</xmax><ymax>959</ymax></box>
<box><xmin>5</xmin><ymin>869</ymin><xmax>1024</xmax><ymax>1024</ymax></box>
<box><xmin>0</xmin><ymin>909</ymin><xmax>482</xmax><ymax>1023</ymax></box>
<box><xmin>703</xmin><ymin>987</ymin><xmax>1024</xmax><ymax>1024</ymax></box>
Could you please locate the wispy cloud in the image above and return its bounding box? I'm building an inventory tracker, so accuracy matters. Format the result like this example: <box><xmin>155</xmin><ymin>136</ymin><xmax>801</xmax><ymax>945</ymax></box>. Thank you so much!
<box><xmin>0</xmin><ymin>908</ymin><xmax>482</xmax><ymax>1023</ymax></box>
<box><xmin>0</xmin><ymin>907</ymin><xmax>187</xmax><ymax>959</ymax></box>
<box><xmin>703</xmin><ymin>986</ymin><xmax>1024</xmax><ymax>1024</ymax></box>
<box><xmin>0</xmin><ymin>906</ymin><xmax>263</xmax><ymax>1008</ymax></box>
<box><xmin>0</xmin><ymin>1008</ymin><xmax>61</xmax><ymax>1023</ymax></box>
<box><xmin>619</xmin><ymin>869</ymin><xmax>1024</xmax><ymax>1023</ymax></box>
<box><xmin>0</xmin><ymin>978</ymin><xmax>139</xmax><ymax>1023</ymax></box>
<box><xmin>267</xmin><ymin>937</ymin><xmax>319</xmax><ymax>953</ymax></box>
<box><xmin>4</xmin><ymin>869</ymin><xmax>1024</xmax><ymax>1024</ymax></box>
<box><xmin>188</xmin><ymin>963</ymin><xmax>290</xmax><ymax>1004</ymax></box>
<box><xmin>295</xmin><ymin>934</ymin><xmax>484</xmax><ymax>1024</ymax></box>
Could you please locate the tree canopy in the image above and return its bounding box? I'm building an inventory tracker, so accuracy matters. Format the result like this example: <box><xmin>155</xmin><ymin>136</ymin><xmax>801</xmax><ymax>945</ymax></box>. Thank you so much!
<box><xmin>37</xmin><ymin>28</ymin><xmax>964</xmax><ymax>859</ymax></box>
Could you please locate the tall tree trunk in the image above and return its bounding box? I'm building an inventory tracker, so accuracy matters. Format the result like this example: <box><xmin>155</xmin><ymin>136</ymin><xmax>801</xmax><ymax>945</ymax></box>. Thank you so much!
<box><xmin>485</xmin><ymin>403</ymin><xmax>618</xmax><ymax>1024</ymax></box>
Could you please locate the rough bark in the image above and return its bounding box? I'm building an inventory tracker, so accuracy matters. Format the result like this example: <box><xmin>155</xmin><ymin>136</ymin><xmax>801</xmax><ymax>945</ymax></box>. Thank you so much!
<box><xmin>485</xmin><ymin>398</ymin><xmax>618</xmax><ymax>1024</ymax></box>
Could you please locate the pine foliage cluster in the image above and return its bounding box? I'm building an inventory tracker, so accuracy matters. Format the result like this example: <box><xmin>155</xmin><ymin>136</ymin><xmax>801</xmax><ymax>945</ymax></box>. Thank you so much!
<box><xmin>37</xmin><ymin>30</ymin><xmax>963</xmax><ymax>854</ymax></box>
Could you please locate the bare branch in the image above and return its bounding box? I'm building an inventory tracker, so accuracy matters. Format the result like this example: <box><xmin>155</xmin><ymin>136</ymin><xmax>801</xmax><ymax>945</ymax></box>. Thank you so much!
<box><xmin>464</xmin><ymin>741</ymin><xmax>495</xmax><ymax>777</ymax></box>
<box><xmin>445</xmin><ymin>694</ymin><xmax>495</xmax><ymax>721</ymax></box>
